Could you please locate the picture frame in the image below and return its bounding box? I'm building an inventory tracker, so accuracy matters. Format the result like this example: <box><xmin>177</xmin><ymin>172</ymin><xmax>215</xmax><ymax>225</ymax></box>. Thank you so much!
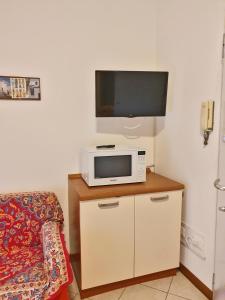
<box><xmin>0</xmin><ymin>76</ymin><xmax>41</xmax><ymax>100</ymax></box>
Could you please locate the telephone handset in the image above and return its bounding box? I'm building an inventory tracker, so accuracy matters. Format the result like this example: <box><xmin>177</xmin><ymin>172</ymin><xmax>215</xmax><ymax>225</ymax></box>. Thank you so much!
<box><xmin>201</xmin><ymin>101</ymin><xmax>214</xmax><ymax>145</ymax></box>
<box><xmin>201</xmin><ymin>101</ymin><xmax>214</xmax><ymax>131</ymax></box>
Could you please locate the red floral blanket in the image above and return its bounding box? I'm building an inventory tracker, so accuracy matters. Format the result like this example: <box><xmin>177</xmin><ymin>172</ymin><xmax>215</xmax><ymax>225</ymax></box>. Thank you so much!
<box><xmin>0</xmin><ymin>192</ymin><xmax>73</xmax><ymax>300</ymax></box>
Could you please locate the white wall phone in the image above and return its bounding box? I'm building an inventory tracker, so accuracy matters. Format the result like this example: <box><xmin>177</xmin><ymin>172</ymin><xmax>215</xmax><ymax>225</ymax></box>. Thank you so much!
<box><xmin>201</xmin><ymin>100</ymin><xmax>214</xmax><ymax>145</ymax></box>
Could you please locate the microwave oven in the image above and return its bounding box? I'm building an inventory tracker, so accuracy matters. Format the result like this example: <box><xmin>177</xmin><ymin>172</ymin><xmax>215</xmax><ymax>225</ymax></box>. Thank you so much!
<box><xmin>81</xmin><ymin>146</ymin><xmax>146</xmax><ymax>186</ymax></box>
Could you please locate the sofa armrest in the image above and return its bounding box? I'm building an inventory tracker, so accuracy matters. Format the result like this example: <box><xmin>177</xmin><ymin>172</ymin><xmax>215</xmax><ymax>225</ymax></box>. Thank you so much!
<box><xmin>41</xmin><ymin>221</ymin><xmax>73</xmax><ymax>299</ymax></box>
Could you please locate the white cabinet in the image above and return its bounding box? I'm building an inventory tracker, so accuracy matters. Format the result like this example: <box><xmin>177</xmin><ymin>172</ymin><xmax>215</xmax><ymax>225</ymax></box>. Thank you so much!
<box><xmin>79</xmin><ymin>191</ymin><xmax>183</xmax><ymax>289</ymax></box>
<box><xmin>80</xmin><ymin>196</ymin><xmax>134</xmax><ymax>289</ymax></box>
<box><xmin>69</xmin><ymin>172</ymin><xmax>184</xmax><ymax>297</ymax></box>
<box><xmin>135</xmin><ymin>191</ymin><xmax>183</xmax><ymax>277</ymax></box>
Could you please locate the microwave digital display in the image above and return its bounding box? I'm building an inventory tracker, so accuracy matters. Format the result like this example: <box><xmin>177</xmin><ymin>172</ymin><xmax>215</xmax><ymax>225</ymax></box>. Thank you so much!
<box><xmin>94</xmin><ymin>155</ymin><xmax>132</xmax><ymax>178</ymax></box>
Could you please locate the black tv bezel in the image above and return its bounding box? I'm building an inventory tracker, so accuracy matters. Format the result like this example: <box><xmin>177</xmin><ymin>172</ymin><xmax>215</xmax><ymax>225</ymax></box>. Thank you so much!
<box><xmin>95</xmin><ymin>70</ymin><xmax>168</xmax><ymax>118</ymax></box>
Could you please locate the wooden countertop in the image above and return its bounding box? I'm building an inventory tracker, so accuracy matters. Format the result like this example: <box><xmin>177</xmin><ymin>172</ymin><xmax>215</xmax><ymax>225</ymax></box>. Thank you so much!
<box><xmin>68</xmin><ymin>172</ymin><xmax>184</xmax><ymax>201</ymax></box>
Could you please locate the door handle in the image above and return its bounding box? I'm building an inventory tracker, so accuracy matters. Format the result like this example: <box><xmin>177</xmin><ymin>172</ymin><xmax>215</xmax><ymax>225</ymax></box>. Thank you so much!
<box><xmin>98</xmin><ymin>201</ymin><xmax>119</xmax><ymax>209</ymax></box>
<box><xmin>214</xmin><ymin>178</ymin><xmax>225</xmax><ymax>191</ymax></box>
<box><xmin>219</xmin><ymin>206</ymin><xmax>225</xmax><ymax>212</ymax></box>
<box><xmin>150</xmin><ymin>195</ymin><xmax>169</xmax><ymax>201</ymax></box>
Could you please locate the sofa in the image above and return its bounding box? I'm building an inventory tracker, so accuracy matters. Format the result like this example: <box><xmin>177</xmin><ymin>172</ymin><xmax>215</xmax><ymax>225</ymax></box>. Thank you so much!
<box><xmin>0</xmin><ymin>191</ymin><xmax>73</xmax><ymax>300</ymax></box>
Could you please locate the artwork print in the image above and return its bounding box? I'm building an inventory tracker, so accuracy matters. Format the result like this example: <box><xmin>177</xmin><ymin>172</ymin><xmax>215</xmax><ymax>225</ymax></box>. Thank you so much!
<box><xmin>0</xmin><ymin>76</ymin><xmax>41</xmax><ymax>100</ymax></box>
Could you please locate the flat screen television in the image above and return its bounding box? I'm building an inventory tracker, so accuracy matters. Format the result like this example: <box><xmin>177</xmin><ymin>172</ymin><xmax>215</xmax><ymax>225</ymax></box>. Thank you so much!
<box><xmin>95</xmin><ymin>70</ymin><xmax>168</xmax><ymax>117</ymax></box>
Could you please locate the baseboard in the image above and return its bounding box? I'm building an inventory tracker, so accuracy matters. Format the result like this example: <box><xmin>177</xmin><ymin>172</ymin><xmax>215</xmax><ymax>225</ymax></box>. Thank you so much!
<box><xmin>179</xmin><ymin>264</ymin><xmax>213</xmax><ymax>300</ymax></box>
<box><xmin>79</xmin><ymin>268</ymin><xmax>177</xmax><ymax>299</ymax></box>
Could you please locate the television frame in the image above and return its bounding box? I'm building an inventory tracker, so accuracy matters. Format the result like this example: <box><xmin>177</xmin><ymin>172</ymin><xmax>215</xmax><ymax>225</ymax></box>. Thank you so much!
<box><xmin>95</xmin><ymin>70</ymin><xmax>168</xmax><ymax>118</ymax></box>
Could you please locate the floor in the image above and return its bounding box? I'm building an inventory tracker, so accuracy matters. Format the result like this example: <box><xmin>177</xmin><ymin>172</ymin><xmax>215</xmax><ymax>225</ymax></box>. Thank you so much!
<box><xmin>68</xmin><ymin>272</ymin><xmax>208</xmax><ymax>300</ymax></box>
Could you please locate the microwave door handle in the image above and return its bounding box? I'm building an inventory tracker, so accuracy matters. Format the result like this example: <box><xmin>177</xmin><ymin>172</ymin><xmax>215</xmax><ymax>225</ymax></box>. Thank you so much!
<box><xmin>98</xmin><ymin>201</ymin><xmax>119</xmax><ymax>209</ymax></box>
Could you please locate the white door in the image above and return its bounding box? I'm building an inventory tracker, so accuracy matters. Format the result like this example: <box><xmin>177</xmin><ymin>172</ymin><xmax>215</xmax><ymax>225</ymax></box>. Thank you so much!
<box><xmin>135</xmin><ymin>191</ymin><xmax>182</xmax><ymax>277</ymax></box>
<box><xmin>80</xmin><ymin>196</ymin><xmax>134</xmax><ymax>289</ymax></box>
<box><xmin>214</xmin><ymin>35</ymin><xmax>225</xmax><ymax>299</ymax></box>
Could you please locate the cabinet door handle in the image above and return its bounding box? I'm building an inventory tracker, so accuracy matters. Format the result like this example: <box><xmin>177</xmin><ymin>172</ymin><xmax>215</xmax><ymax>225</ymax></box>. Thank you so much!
<box><xmin>98</xmin><ymin>201</ymin><xmax>119</xmax><ymax>209</ymax></box>
<box><xmin>150</xmin><ymin>195</ymin><xmax>169</xmax><ymax>201</ymax></box>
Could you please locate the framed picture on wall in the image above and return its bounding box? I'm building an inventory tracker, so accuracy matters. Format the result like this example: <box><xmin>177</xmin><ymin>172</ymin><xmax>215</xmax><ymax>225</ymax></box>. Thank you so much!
<box><xmin>0</xmin><ymin>76</ymin><xmax>41</xmax><ymax>100</ymax></box>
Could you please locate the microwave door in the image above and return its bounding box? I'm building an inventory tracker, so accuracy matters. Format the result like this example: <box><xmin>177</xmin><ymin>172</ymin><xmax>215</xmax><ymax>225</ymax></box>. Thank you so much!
<box><xmin>94</xmin><ymin>155</ymin><xmax>132</xmax><ymax>179</ymax></box>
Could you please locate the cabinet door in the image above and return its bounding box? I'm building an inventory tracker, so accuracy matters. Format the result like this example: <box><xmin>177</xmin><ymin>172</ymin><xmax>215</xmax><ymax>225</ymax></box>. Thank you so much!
<box><xmin>80</xmin><ymin>196</ymin><xmax>134</xmax><ymax>289</ymax></box>
<box><xmin>135</xmin><ymin>191</ymin><xmax>182</xmax><ymax>277</ymax></box>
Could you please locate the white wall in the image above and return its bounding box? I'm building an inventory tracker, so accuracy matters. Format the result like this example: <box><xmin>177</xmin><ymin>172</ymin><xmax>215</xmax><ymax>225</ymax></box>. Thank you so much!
<box><xmin>155</xmin><ymin>0</ymin><xmax>225</xmax><ymax>288</ymax></box>
<box><xmin>0</xmin><ymin>0</ymin><xmax>157</xmax><ymax>245</ymax></box>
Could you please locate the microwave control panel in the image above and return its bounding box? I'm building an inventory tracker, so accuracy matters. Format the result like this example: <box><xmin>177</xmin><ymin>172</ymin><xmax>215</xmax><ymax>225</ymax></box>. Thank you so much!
<box><xmin>137</xmin><ymin>151</ymin><xmax>146</xmax><ymax>181</ymax></box>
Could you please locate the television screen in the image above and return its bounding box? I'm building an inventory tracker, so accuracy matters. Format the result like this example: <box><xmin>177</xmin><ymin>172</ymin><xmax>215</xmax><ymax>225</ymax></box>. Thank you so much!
<box><xmin>95</xmin><ymin>70</ymin><xmax>168</xmax><ymax>117</ymax></box>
